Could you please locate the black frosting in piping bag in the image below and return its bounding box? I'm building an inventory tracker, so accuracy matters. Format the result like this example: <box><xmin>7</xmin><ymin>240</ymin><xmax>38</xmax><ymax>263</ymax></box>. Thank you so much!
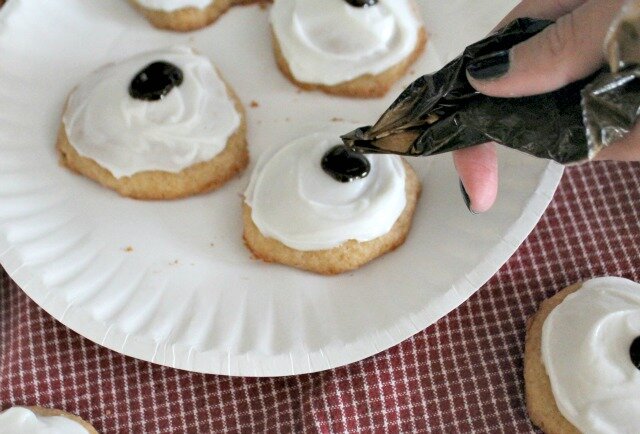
<box><xmin>341</xmin><ymin>17</ymin><xmax>640</xmax><ymax>164</ymax></box>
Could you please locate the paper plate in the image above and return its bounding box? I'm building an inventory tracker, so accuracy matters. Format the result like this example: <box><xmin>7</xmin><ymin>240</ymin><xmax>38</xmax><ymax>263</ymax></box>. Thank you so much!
<box><xmin>0</xmin><ymin>0</ymin><xmax>562</xmax><ymax>376</ymax></box>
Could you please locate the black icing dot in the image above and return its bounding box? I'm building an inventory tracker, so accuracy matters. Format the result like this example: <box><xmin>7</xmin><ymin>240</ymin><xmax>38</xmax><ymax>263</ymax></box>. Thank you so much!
<box><xmin>129</xmin><ymin>61</ymin><xmax>184</xmax><ymax>101</ymax></box>
<box><xmin>344</xmin><ymin>0</ymin><xmax>378</xmax><ymax>7</ymax></box>
<box><xmin>321</xmin><ymin>145</ymin><xmax>371</xmax><ymax>183</ymax></box>
<box><xmin>631</xmin><ymin>336</ymin><xmax>640</xmax><ymax>370</ymax></box>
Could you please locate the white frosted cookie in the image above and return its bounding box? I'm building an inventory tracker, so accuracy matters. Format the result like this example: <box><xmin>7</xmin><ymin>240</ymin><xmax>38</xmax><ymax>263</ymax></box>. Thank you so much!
<box><xmin>243</xmin><ymin>130</ymin><xmax>421</xmax><ymax>274</ymax></box>
<box><xmin>525</xmin><ymin>277</ymin><xmax>640</xmax><ymax>434</ymax></box>
<box><xmin>57</xmin><ymin>46</ymin><xmax>248</xmax><ymax>200</ymax></box>
<box><xmin>130</xmin><ymin>0</ymin><xmax>268</xmax><ymax>32</ymax></box>
<box><xmin>271</xmin><ymin>0</ymin><xmax>427</xmax><ymax>98</ymax></box>
<box><xmin>0</xmin><ymin>406</ymin><xmax>98</xmax><ymax>434</ymax></box>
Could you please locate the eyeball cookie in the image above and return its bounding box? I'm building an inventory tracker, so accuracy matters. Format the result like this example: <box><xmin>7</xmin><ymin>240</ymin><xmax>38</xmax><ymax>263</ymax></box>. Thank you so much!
<box><xmin>130</xmin><ymin>0</ymin><xmax>266</xmax><ymax>32</ymax></box>
<box><xmin>243</xmin><ymin>130</ymin><xmax>421</xmax><ymax>274</ymax></box>
<box><xmin>525</xmin><ymin>277</ymin><xmax>640</xmax><ymax>434</ymax></box>
<box><xmin>57</xmin><ymin>46</ymin><xmax>248</xmax><ymax>200</ymax></box>
<box><xmin>0</xmin><ymin>406</ymin><xmax>98</xmax><ymax>434</ymax></box>
<box><xmin>270</xmin><ymin>0</ymin><xmax>427</xmax><ymax>98</ymax></box>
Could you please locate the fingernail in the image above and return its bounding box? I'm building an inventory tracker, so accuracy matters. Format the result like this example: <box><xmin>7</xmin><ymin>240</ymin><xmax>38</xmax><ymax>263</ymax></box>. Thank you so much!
<box><xmin>467</xmin><ymin>50</ymin><xmax>510</xmax><ymax>80</ymax></box>
<box><xmin>459</xmin><ymin>179</ymin><xmax>479</xmax><ymax>214</ymax></box>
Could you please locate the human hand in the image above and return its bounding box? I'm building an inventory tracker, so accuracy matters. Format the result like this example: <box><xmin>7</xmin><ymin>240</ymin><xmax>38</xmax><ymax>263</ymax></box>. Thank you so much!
<box><xmin>454</xmin><ymin>0</ymin><xmax>638</xmax><ymax>214</ymax></box>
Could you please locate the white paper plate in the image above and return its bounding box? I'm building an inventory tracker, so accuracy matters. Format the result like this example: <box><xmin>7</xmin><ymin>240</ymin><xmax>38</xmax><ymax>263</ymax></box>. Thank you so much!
<box><xmin>0</xmin><ymin>0</ymin><xmax>563</xmax><ymax>376</ymax></box>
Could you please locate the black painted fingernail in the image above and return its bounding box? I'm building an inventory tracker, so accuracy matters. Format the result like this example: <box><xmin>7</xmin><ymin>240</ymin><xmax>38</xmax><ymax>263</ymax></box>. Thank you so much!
<box><xmin>459</xmin><ymin>179</ymin><xmax>478</xmax><ymax>214</ymax></box>
<box><xmin>467</xmin><ymin>50</ymin><xmax>510</xmax><ymax>80</ymax></box>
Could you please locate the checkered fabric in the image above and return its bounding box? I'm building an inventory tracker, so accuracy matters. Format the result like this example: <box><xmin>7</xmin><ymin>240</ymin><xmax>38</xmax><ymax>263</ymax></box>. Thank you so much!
<box><xmin>1</xmin><ymin>160</ymin><xmax>639</xmax><ymax>433</ymax></box>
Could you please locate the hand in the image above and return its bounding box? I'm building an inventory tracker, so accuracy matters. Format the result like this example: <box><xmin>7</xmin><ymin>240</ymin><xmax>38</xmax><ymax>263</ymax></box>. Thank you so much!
<box><xmin>454</xmin><ymin>0</ymin><xmax>638</xmax><ymax>214</ymax></box>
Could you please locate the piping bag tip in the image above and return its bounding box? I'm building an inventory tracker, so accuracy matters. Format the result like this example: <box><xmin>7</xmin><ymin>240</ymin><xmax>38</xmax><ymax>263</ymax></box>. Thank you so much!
<box><xmin>341</xmin><ymin>126</ymin><xmax>423</xmax><ymax>155</ymax></box>
<box><xmin>340</xmin><ymin>126</ymin><xmax>373</xmax><ymax>152</ymax></box>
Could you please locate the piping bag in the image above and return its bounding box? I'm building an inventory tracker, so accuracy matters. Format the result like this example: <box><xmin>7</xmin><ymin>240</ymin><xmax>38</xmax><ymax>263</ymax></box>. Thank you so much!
<box><xmin>341</xmin><ymin>9</ymin><xmax>640</xmax><ymax>164</ymax></box>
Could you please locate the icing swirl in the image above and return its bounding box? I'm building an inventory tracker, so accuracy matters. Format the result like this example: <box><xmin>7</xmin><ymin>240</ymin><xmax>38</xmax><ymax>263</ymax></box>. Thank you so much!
<box><xmin>244</xmin><ymin>130</ymin><xmax>407</xmax><ymax>251</ymax></box>
<box><xmin>63</xmin><ymin>46</ymin><xmax>240</xmax><ymax>178</ymax></box>
<box><xmin>271</xmin><ymin>0</ymin><xmax>423</xmax><ymax>85</ymax></box>
<box><xmin>135</xmin><ymin>0</ymin><xmax>214</xmax><ymax>12</ymax></box>
<box><xmin>0</xmin><ymin>407</ymin><xmax>89</xmax><ymax>434</ymax></box>
<box><xmin>542</xmin><ymin>277</ymin><xmax>640</xmax><ymax>434</ymax></box>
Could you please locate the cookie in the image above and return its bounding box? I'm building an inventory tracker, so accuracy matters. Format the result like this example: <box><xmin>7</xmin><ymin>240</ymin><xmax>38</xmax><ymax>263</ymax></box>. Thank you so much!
<box><xmin>525</xmin><ymin>277</ymin><xmax>640</xmax><ymax>434</ymax></box>
<box><xmin>58</xmin><ymin>47</ymin><xmax>248</xmax><ymax>200</ymax></box>
<box><xmin>130</xmin><ymin>0</ymin><xmax>268</xmax><ymax>32</ymax></box>
<box><xmin>524</xmin><ymin>283</ymin><xmax>583</xmax><ymax>434</ymax></box>
<box><xmin>270</xmin><ymin>0</ymin><xmax>427</xmax><ymax>98</ymax></box>
<box><xmin>243</xmin><ymin>131</ymin><xmax>421</xmax><ymax>274</ymax></box>
<box><xmin>0</xmin><ymin>406</ymin><xmax>98</xmax><ymax>433</ymax></box>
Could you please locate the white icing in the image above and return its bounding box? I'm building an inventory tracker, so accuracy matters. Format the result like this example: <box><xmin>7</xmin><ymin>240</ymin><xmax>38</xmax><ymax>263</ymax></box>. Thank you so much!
<box><xmin>0</xmin><ymin>407</ymin><xmax>89</xmax><ymax>434</ymax></box>
<box><xmin>542</xmin><ymin>277</ymin><xmax>640</xmax><ymax>434</ymax></box>
<box><xmin>135</xmin><ymin>0</ymin><xmax>214</xmax><ymax>12</ymax></box>
<box><xmin>271</xmin><ymin>0</ymin><xmax>423</xmax><ymax>85</ymax></box>
<box><xmin>63</xmin><ymin>46</ymin><xmax>240</xmax><ymax>178</ymax></box>
<box><xmin>244</xmin><ymin>130</ymin><xmax>407</xmax><ymax>251</ymax></box>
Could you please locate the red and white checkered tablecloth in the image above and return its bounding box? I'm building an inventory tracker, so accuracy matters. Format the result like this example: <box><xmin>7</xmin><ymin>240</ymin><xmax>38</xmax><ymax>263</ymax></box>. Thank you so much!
<box><xmin>1</xmin><ymin>159</ymin><xmax>639</xmax><ymax>433</ymax></box>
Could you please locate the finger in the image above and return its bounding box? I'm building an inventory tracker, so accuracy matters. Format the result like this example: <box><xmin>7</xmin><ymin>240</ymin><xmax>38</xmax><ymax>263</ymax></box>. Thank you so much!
<box><xmin>481</xmin><ymin>0</ymin><xmax>588</xmax><ymax>100</ymax></box>
<box><xmin>453</xmin><ymin>143</ymin><xmax>499</xmax><ymax>213</ymax></box>
<box><xmin>468</xmin><ymin>0</ymin><xmax>626</xmax><ymax>97</ymax></box>
<box><xmin>494</xmin><ymin>0</ymin><xmax>588</xmax><ymax>30</ymax></box>
<box><xmin>594</xmin><ymin>122</ymin><xmax>640</xmax><ymax>161</ymax></box>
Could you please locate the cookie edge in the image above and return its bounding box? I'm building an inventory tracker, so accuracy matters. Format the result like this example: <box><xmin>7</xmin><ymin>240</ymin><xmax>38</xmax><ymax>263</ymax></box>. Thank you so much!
<box><xmin>524</xmin><ymin>282</ymin><xmax>583</xmax><ymax>434</ymax></box>
<box><xmin>28</xmin><ymin>406</ymin><xmax>99</xmax><ymax>434</ymax></box>
<box><xmin>129</xmin><ymin>0</ymin><xmax>270</xmax><ymax>32</ymax></box>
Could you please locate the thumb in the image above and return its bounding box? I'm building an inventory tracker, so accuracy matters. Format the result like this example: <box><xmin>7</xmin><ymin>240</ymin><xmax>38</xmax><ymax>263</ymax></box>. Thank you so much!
<box><xmin>466</xmin><ymin>0</ymin><xmax>625</xmax><ymax>97</ymax></box>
